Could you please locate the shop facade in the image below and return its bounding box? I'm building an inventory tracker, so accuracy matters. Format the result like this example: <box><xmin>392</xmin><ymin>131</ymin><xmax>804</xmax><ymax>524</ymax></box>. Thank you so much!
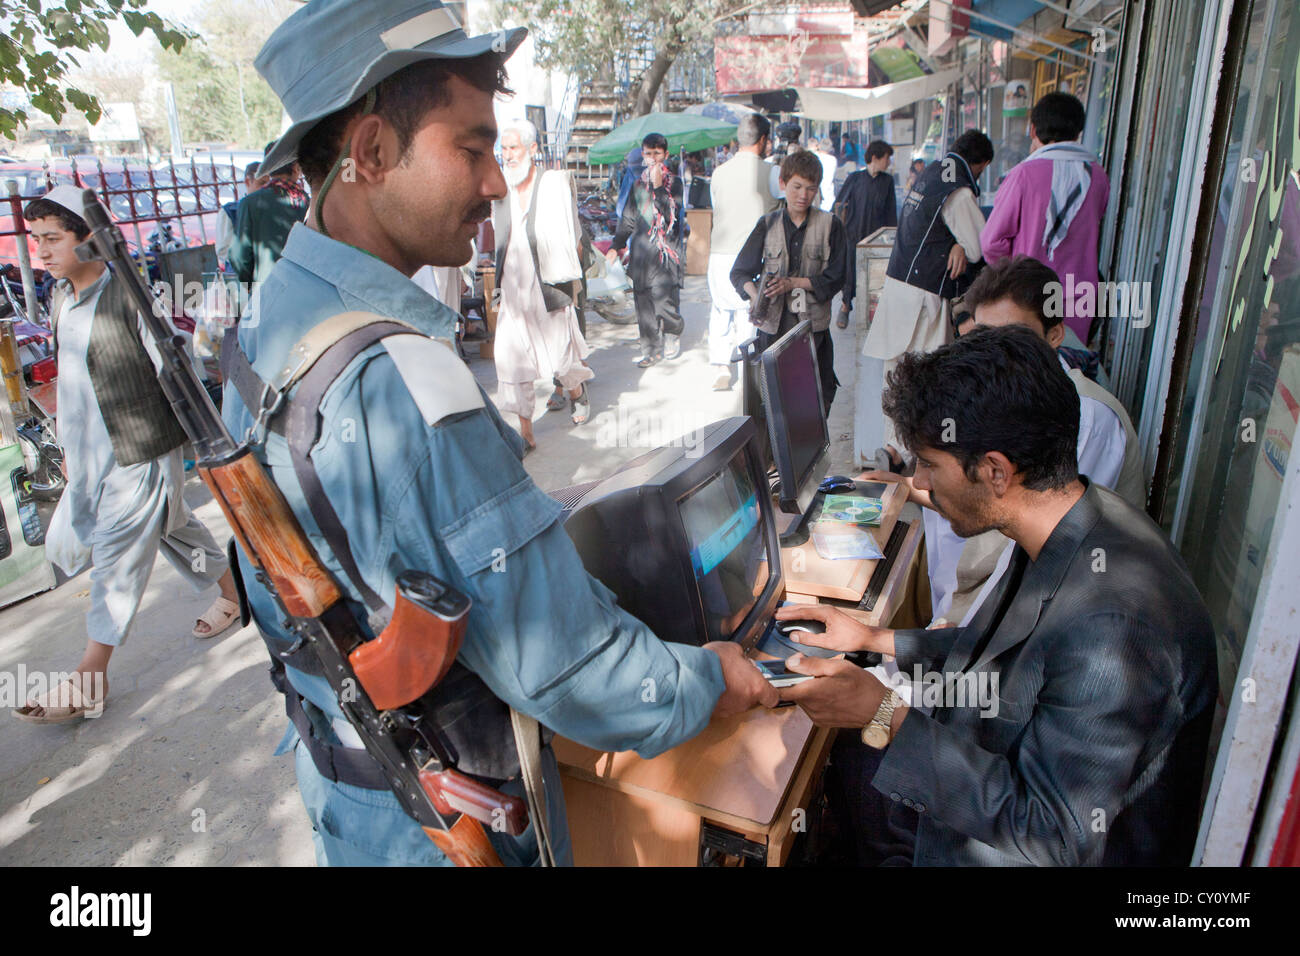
<box><xmin>1091</xmin><ymin>0</ymin><xmax>1300</xmax><ymax>865</ymax></box>
<box><xmin>865</xmin><ymin>0</ymin><xmax>1300</xmax><ymax>864</ymax></box>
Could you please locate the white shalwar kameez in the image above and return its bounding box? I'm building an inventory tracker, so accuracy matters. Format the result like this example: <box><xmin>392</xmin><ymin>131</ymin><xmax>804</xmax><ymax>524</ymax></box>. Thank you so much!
<box><xmin>493</xmin><ymin>189</ymin><xmax>593</xmax><ymax>418</ymax></box>
<box><xmin>863</xmin><ymin>187</ymin><xmax>986</xmax><ymax>454</ymax></box>
<box><xmin>44</xmin><ymin>271</ymin><xmax>227</xmax><ymax>647</ymax></box>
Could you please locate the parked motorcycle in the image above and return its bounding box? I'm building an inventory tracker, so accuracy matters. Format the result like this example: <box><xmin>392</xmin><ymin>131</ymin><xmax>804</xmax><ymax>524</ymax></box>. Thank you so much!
<box><xmin>1</xmin><ymin>269</ymin><xmax>64</xmax><ymax>502</ymax></box>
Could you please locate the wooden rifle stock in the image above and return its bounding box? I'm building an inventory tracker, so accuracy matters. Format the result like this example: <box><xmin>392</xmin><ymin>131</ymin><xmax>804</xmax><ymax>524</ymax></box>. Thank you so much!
<box><xmin>200</xmin><ymin>449</ymin><xmax>341</xmax><ymax>619</ymax></box>
<box><xmin>425</xmin><ymin>817</ymin><xmax>505</xmax><ymax>868</ymax></box>
<box><xmin>74</xmin><ymin>188</ymin><xmax>521</xmax><ymax>867</ymax></box>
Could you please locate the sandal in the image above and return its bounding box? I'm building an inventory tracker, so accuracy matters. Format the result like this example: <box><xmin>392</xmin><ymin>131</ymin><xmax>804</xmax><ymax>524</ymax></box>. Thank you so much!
<box><xmin>193</xmin><ymin>596</ymin><xmax>240</xmax><ymax>639</ymax></box>
<box><xmin>13</xmin><ymin>678</ymin><xmax>105</xmax><ymax>723</ymax></box>
<box><xmin>570</xmin><ymin>383</ymin><xmax>591</xmax><ymax>425</ymax></box>
<box><xmin>545</xmin><ymin>385</ymin><xmax>567</xmax><ymax>412</ymax></box>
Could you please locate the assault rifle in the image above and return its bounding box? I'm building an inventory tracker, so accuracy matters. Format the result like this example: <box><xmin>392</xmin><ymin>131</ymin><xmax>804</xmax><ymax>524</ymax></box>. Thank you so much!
<box><xmin>75</xmin><ymin>189</ymin><xmax>527</xmax><ymax>866</ymax></box>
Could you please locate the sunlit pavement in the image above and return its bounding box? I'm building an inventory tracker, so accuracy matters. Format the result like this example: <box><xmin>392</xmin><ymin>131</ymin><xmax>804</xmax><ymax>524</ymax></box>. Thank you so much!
<box><xmin>0</xmin><ymin>275</ymin><xmax>858</xmax><ymax>866</ymax></box>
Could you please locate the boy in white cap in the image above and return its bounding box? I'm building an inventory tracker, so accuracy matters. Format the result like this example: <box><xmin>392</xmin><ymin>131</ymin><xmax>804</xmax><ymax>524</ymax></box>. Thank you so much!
<box><xmin>14</xmin><ymin>186</ymin><xmax>239</xmax><ymax>724</ymax></box>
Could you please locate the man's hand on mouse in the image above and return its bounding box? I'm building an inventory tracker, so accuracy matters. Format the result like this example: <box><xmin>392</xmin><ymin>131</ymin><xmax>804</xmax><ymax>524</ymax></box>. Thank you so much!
<box><xmin>777</xmin><ymin>653</ymin><xmax>894</xmax><ymax>727</ymax></box>
<box><xmin>704</xmin><ymin>641</ymin><xmax>780</xmax><ymax>717</ymax></box>
<box><xmin>774</xmin><ymin>604</ymin><xmax>894</xmax><ymax>656</ymax></box>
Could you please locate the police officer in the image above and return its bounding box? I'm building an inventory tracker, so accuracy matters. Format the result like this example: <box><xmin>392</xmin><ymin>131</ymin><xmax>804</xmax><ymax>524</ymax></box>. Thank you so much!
<box><xmin>225</xmin><ymin>0</ymin><xmax>777</xmax><ymax>866</ymax></box>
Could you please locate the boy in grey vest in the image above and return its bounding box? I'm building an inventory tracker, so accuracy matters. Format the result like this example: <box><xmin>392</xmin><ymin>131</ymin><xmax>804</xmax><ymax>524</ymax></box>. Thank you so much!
<box><xmin>730</xmin><ymin>150</ymin><xmax>848</xmax><ymax>410</ymax></box>
<box><xmin>13</xmin><ymin>188</ymin><xmax>237</xmax><ymax>724</ymax></box>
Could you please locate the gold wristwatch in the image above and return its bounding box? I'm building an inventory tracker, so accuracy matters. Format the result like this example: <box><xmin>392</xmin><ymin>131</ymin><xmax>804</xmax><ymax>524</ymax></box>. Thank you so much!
<box><xmin>861</xmin><ymin>690</ymin><xmax>901</xmax><ymax>749</ymax></box>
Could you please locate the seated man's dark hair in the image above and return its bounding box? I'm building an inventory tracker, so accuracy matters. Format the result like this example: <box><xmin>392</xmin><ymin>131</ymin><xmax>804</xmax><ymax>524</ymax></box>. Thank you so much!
<box><xmin>641</xmin><ymin>132</ymin><xmax>669</xmax><ymax>152</ymax></box>
<box><xmin>881</xmin><ymin>325</ymin><xmax>1080</xmax><ymax>491</ymax></box>
<box><xmin>951</xmin><ymin>129</ymin><xmax>995</xmax><ymax>166</ymax></box>
<box><xmin>965</xmin><ymin>255</ymin><xmax>1065</xmax><ymax>335</ymax></box>
<box><xmin>298</xmin><ymin>53</ymin><xmax>512</xmax><ymax>190</ymax></box>
<box><xmin>1031</xmin><ymin>92</ymin><xmax>1086</xmax><ymax>144</ymax></box>
<box><xmin>23</xmin><ymin>198</ymin><xmax>89</xmax><ymax>240</ymax></box>
<box><xmin>865</xmin><ymin>140</ymin><xmax>893</xmax><ymax>162</ymax></box>
<box><xmin>775</xmin><ymin>121</ymin><xmax>802</xmax><ymax>144</ymax></box>
<box><xmin>780</xmin><ymin>149</ymin><xmax>823</xmax><ymax>187</ymax></box>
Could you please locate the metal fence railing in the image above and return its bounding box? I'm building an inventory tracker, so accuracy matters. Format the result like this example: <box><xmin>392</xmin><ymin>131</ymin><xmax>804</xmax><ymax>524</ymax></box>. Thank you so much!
<box><xmin>2</xmin><ymin>155</ymin><xmax>251</xmax><ymax>270</ymax></box>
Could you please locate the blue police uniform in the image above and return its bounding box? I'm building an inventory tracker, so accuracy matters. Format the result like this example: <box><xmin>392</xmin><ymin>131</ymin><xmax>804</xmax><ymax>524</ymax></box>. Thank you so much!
<box><xmin>223</xmin><ymin>223</ymin><xmax>726</xmax><ymax>865</ymax></box>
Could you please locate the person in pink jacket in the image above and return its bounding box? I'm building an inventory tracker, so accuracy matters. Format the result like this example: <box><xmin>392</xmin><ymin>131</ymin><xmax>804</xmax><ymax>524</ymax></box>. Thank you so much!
<box><xmin>981</xmin><ymin>93</ymin><xmax>1109</xmax><ymax>346</ymax></box>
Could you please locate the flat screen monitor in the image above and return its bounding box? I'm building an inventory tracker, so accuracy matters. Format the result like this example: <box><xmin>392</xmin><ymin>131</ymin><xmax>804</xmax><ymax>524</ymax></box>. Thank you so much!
<box><xmin>560</xmin><ymin>416</ymin><xmax>781</xmax><ymax>651</ymax></box>
<box><xmin>759</xmin><ymin>320</ymin><xmax>830</xmax><ymax>518</ymax></box>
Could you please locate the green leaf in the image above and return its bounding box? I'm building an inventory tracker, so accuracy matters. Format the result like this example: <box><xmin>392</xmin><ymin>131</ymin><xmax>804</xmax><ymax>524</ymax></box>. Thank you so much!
<box><xmin>122</xmin><ymin>10</ymin><xmax>146</xmax><ymax>36</ymax></box>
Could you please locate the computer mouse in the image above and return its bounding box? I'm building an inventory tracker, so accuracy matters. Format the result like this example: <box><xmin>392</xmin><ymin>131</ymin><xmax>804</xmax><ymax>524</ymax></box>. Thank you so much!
<box><xmin>820</xmin><ymin>475</ymin><xmax>856</xmax><ymax>494</ymax></box>
<box><xmin>777</xmin><ymin>619</ymin><xmax>826</xmax><ymax>636</ymax></box>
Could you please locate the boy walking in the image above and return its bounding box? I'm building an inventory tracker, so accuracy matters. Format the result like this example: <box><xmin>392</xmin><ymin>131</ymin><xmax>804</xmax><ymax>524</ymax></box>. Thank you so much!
<box><xmin>607</xmin><ymin>133</ymin><xmax>685</xmax><ymax>368</ymax></box>
<box><xmin>14</xmin><ymin>187</ymin><xmax>238</xmax><ymax>724</ymax></box>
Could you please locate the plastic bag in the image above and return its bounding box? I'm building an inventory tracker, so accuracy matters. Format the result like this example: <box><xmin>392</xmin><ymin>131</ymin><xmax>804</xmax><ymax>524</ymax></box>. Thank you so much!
<box><xmin>588</xmin><ymin>257</ymin><xmax>631</xmax><ymax>298</ymax></box>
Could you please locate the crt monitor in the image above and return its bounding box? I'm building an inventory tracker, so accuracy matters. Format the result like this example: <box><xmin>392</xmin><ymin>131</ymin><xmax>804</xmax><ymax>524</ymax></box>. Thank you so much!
<box><xmin>560</xmin><ymin>416</ymin><xmax>782</xmax><ymax>652</ymax></box>
<box><xmin>758</xmin><ymin>320</ymin><xmax>830</xmax><ymax>519</ymax></box>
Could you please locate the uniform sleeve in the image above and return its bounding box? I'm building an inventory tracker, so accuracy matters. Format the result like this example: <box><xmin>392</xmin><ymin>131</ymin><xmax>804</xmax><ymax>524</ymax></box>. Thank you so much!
<box><xmin>941</xmin><ymin>188</ymin><xmax>985</xmax><ymax>262</ymax></box>
<box><xmin>980</xmin><ymin>166</ymin><xmax>1021</xmax><ymax>264</ymax></box>
<box><xmin>873</xmin><ymin>612</ymin><xmax>1184</xmax><ymax>866</ymax></box>
<box><xmin>321</xmin><ymin>355</ymin><xmax>726</xmax><ymax>759</ymax></box>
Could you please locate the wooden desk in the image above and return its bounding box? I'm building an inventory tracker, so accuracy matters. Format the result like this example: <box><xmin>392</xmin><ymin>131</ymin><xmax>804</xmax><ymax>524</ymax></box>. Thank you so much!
<box><xmin>781</xmin><ymin>477</ymin><xmax>907</xmax><ymax>603</ymax></box>
<box><xmin>555</xmin><ymin>473</ymin><xmax>921</xmax><ymax>865</ymax></box>
<box><xmin>555</xmin><ymin>707</ymin><xmax>834</xmax><ymax>866</ymax></box>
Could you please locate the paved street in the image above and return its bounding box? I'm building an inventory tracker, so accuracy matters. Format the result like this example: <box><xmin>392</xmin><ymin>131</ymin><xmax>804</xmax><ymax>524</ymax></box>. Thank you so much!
<box><xmin>0</xmin><ymin>276</ymin><xmax>858</xmax><ymax>865</ymax></box>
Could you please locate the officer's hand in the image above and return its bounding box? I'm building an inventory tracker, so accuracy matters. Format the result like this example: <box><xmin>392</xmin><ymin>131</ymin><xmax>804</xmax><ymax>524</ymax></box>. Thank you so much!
<box><xmin>773</xmin><ymin>603</ymin><xmax>894</xmax><ymax>656</ymax></box>
<box><xmin>605</xmin><ymin>248</ymin><xmax>620</xmax><ymax>265</ymax></box>
<box><xmin>947</xmin><ymin>243</ymin><xmax>968</xmax><ymax>279</ymax></box>
<box><xmin>704</xmin><ymin>642</ymin><xmax>779</xmax><ymax>717</ymax></box>
<box><xmin>778</xmin><ymin>653</ymin><xmax>887</xmax><ymax>727</ymax></box>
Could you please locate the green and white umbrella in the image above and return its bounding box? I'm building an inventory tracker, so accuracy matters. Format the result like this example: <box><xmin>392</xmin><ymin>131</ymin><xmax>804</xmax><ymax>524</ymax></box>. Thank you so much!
<box><xmin>586</xmin><ymin>112</ymin><xmax>738</xmax><ymax>165</ymax></box>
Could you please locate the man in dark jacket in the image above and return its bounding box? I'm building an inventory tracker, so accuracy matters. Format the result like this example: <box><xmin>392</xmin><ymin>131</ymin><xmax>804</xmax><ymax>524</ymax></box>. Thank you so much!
<box><xmin>773</xmin><ymin>326</ymin><xmax>1218</xmax><ymax>866</ymax></box>
<box><xmin>834</xmin><ymin>139</ymin><xmax>897</xmax><ymax>328</ymax></box>
<box><xmin>230</xmin><ymin>157</ymin><xmax>310</xmax><ymax>287</ymax></box>
<box><xmin>606</xmin><ymin>132</ymin><xmax>685</xmax><ymax>367</ymax></box>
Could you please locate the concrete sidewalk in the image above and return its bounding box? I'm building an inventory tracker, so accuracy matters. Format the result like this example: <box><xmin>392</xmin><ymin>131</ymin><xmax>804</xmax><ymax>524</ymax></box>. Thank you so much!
<box><xmin>0</xmin><ymin>275</ymin><xmax>859</xmax><ymax>866</ymax></box>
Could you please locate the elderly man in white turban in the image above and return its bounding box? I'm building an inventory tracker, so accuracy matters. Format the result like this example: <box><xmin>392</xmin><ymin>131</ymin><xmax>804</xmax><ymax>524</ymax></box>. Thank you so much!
<box><xmin>491</xmin><ymin>119</ymin><xmax>593</xmax><ymax>451</ymax></box>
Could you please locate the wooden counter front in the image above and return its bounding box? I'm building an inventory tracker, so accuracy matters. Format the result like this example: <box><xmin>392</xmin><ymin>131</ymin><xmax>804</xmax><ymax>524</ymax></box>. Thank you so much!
<box><xmin>554</xmin><ymin>705</ymin><xmax>830</xmax><ymax>867</ymax></box>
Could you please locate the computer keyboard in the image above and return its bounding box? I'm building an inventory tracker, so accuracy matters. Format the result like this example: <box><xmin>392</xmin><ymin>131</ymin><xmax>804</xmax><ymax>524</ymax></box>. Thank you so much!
<box><xmin>858</xmin><ymin>519</ymin><xmax>910</xmax><ymax>612</ymax></box>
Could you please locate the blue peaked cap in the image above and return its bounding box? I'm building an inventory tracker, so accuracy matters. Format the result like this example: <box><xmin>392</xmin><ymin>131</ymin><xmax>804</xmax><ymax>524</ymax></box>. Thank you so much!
<box><xmin>255</xmin><ymin>0</ymin><xmax>526</xmax><ymax>177</ymax></box>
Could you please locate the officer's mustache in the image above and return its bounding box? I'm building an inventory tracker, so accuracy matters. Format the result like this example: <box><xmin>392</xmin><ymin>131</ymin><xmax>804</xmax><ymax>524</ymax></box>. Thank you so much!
<box><xmin>466</xmin><ymin>202</ymin><xmax>492</xmax><ymax>224</ymax></box>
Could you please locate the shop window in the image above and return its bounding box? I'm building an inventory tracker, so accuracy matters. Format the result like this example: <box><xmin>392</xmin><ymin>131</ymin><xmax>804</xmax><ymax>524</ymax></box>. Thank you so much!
<box><xmin>1167</xmin><ymin>0</ymin><xmax>1300</xmax><ymax>690</ymax></box>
